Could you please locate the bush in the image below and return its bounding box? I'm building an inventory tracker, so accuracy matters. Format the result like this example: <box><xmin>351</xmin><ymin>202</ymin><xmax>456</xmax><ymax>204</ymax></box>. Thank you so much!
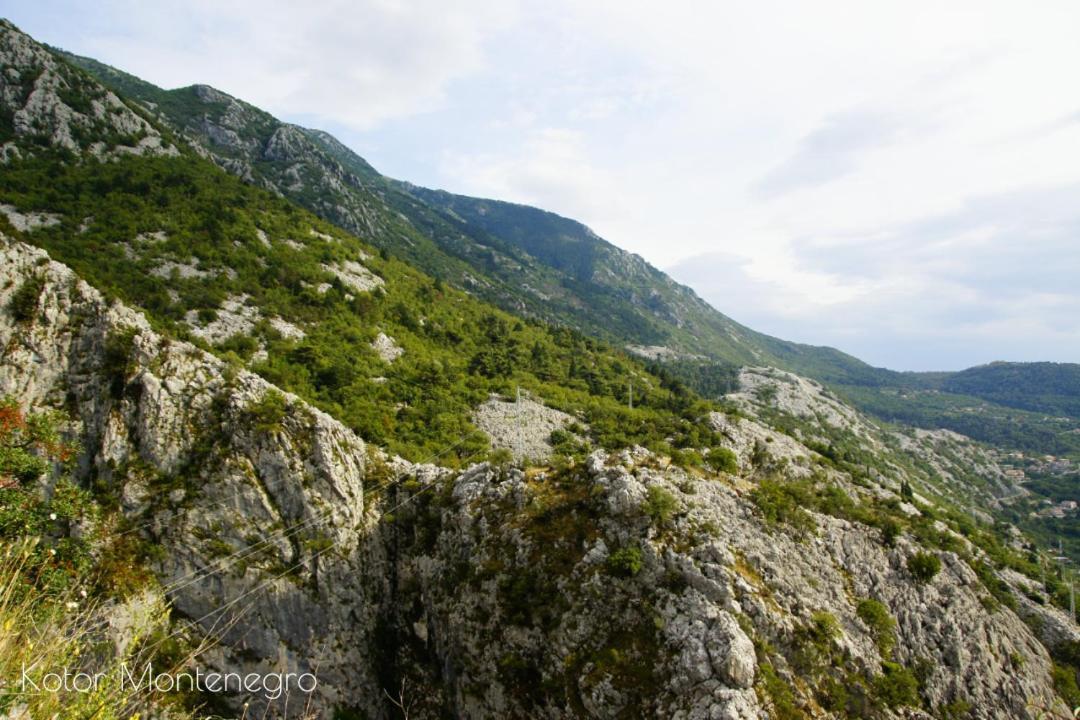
<box><xmin>880</xmin><ymin>517</ymin><xmax>901</xmax><ymax>547</ymax></box>
<box><xmin>758</xmin><ymin>663</ymin><xmax>806</xmax><ymax>720</ymax></box>
<box><xmin>246</xmin><ymin>389</ymin><xmax>288</xmax><ymax>434</ymax></box>
<box><xmin>607</xmin><ymin>546</ymin><xmax>644</xmax><ymax>578</ymax></box>
<box><xmin>102</xmin><ymin>326</ymin><xmax>139</xmax><ymax>399</ymax></box>
<box><xmin>0</xmin><ymin>396</ymin><xmax>68</xmax><ymax>485</ymax></box>
<box><xmin>856</xmin><ymin>598</ymin><xmax>896</xmax><ymax>655</ymax></box>
<box><xmin>873</xmin><ymin>661</ymin><xmax>920</xmax><ymax>708</ymax></box>
<box><xmin>751</xmin><ymin>477</ymin><xmax>815</xmax><ymax>534</ymax></box>
<box><xmin>794</xmin><ymin>610</ymin><xmax>842</xmax><ymax>673</ymax></box>
<box><xmin>642</xmin><ymin>486</ymin><xmax>678</xmax><ymax>526</ymax></box>
<box><xmin>907</xmin><ymin>552</ymin><xmax>942</xmax><ymax>583</ymax></box>
<box><xmin>707</xmin><ymin>446</ymin><xmax>739</xmax><ymax>474</ymax></box>
<box><xmin>1053</xmin><ymin>662</ymin><xmax>1080</xmax><ymax>708</ymax></box>
<box><xmin>7</xmin><ymin>275</ymin><xmax>45</xmax><ymax>323</ymax></box>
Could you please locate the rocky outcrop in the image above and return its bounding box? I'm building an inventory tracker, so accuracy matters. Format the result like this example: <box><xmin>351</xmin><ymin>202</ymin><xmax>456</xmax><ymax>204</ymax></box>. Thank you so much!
<box><xmin>731</xmin><ymin>367</ymin><xmax>874</xmax><ymax>437</ymax></box>
<box><xmin>371</xmin><ymin>331</ymin><xmax>403</xmax><ymax>363</ymax></box>
<box><xmin>0</xmin><ymin>236</ymin><xmax>387</xmax><ymax>716</ymax></box>
<box><xmin>0</xmin><ymin>20</ymin><xmax>175</xmax><ymax>160</ymax></box>
<box><xmin>728</xmin><ymin>366</ymin><xmax>1025</xmax><ymax>508</ymax></box>
<box><xmin>473</xmin><ymin>392</ymin><xmax>578</xmax><ymax>461</ymax></box>
<box><xmin>2</xmin><ymin>235</ymin><xmax>1075</xmax><ymax>718</ymax></box>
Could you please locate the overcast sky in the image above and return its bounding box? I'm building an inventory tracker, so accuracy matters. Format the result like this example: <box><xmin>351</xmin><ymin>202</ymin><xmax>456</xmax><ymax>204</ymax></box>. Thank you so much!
<box><xmin>7</xmin><ymin>1</ymin><xmax>1080</xmax><ymax>371</ymax></box>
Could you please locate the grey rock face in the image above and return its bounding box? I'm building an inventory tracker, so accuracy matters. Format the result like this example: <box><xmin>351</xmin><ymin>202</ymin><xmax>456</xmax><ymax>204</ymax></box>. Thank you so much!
<box><xmin>0</xmin><ymin>20</ymin><xmax>176</xmax><ymax>159</ymax></box>
<box><xmin>0</xmin><ymin>237</ymin><xmax>383</xmax><ymax>716</ymax></box>
<box><xmin>1</xmin><ymin>235</ymin><xmax>1075</xmax><ymax>719</ymax></box>
<box><xmin>473</xmin><ymin>392</ymin><xmax>578</xmax><ymax>461</ymax></box>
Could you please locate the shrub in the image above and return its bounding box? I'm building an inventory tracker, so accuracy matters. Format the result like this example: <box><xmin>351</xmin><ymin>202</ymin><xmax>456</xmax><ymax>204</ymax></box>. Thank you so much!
<box><xmin>794</xmin><ymin>610</ymin><xmax>842</xmax><ymax>673</ymax></box>
<box><xmin>102</xmin><ymin>326</ymin><xmax>139</xmax><ymax>399</ymax></box>
<box><xmin>642</xmin><ymin>486</ymin><xmax>678</xmax><ymax>526</ymax></box>
<box><xmin>0</xmin><ymin>396</ymin><xmax>69</xmax><ymax>485</ymax></box>
<box><xmin>247</xmin><ymin>389</ymin><xmax>289</xmax><ymax>434</ymax></box>
<box><xmin>751</xmin><ymin>477</ymin><xmax>815</xmax><ymax>534</ymax></box>
<box><xmin>856</xmin><ymin>598</ymin><xmax>896</xmax><ymax>655</ymax></box>
<box><xmin>607</xmin><ymin>546</ymin><xmax>644</xmax><ymax>578</ymax></box>
<box><xmin>939</xmin><ymin>700</ymin><xmax>973</xmax><ymax>719</ymax></box>
<box><xmin>873</xmin><ymin>661</ymin><xmax>920</xmax><ymax>708</ymax></box>
<box><xmin>907</xmin><ymin>552</ymin><xmax>942</xmax><ymax>584</ymax></box>
<box><xmin>671</xmin><ymin>448</ymin><xmax>703</xmax><ymax>469</ymax></box>
<box><xmin>808</xmin><ymin>610</ymin><xmax>841</xmax><ymax>643</ymax></box>
<box><xmin>7</xmin><ymin>275</ymin><xmax>45</xmax><ymax>323</ymax></box>
<box><xmin>758</xmin><ymin>663</ymin><xmax>806</xmax><ymax>720</ymax></box>
<box><xmin>815</xmin><ymin>675</ymin><xmax>849</xmax><ymax>712</ymax></box>
<box><xmin>880</xmin><ymin>517</ymin><xmax>901</xmax><ymax>547</ymax></box>
<box><xmin>1052</xmin><ymin>662</ymin><xmax>1080</xmax><ymax>708</ymax></box>
<box><xmin>707</xmin><ymin>446</ymin><xmax>739</xmax><ymax>474</ymax></box>
<box><xmin>488</xmin><ymin>447</ymin><xmax>514</xmax><ymax>466</ymax></box>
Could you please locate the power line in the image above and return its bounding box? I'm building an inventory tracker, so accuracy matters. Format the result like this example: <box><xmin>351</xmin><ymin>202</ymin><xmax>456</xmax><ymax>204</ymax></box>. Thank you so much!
<box><xmin>158</xmin><ymin>434</ymin><xmax>478</xmax><ymax>596</ymax></box>
<box><xmin>143</xmin><ymin>444</ymin><xmax>486</xmax><ymax>662</ymax></box>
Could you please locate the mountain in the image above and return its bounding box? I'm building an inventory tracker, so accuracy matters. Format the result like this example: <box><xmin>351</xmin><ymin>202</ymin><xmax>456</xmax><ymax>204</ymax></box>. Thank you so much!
<box><xmin>6</xmin><ymin>235</ymin><xmax>1076</xmax><ymax>718</ymax></box>
<box><xmin>3</xmin><ymin>18</ymin><xmax>1080</xmax><ymax>719</ymax></box>
<box><xmin>65</xmin><ymin>49</ymin><xmax>1080</xmax><ymax>451</ymax></box>
<box><xmin>935</xmin><ymin>362</ymin><xmax>1080</xmax><ymax>419</ymax></box>
<box><xmin>62</xmin><ymin>49</ymin><xmax>903</xmax><ymax>385</ymax></box>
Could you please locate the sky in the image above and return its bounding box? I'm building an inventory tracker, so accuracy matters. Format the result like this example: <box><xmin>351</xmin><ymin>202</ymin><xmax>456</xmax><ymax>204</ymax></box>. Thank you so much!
<box><xmin>6</xmin><ymin>1</ymin><xmax>1080</xmax><ymax>371</ymax></box>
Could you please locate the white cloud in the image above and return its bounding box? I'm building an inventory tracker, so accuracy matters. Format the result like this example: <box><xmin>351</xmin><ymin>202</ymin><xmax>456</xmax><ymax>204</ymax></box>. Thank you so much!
<box><xmin>440</xmin><ymin>128</ymin><xmax>625</xmax><ymax>223</ymax></box>
<box><xmin>43</xmin><ymin>0</ymin><xmax>518</xmax><ymax>130</ymax></box>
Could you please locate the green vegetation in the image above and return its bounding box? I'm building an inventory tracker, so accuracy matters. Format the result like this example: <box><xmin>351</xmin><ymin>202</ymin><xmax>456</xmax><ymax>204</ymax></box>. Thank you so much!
<box><xmin>839</xmin><ymin>384</ymin><xmax>1080</xmax><ymax>459</ymax></box>
<box><xmin>758</xmin><ymin>662</ymin><xmax>806</xmax><ymax>720</ymax></box>
<box><xmin>642</xmin><ymin>486</ymin><xmax>679</xmax><ymax>526</ymax></box>
<box><xmin>0</xmin><ymin>396</ymin><xmax>66</xmax><ymax>485</ymax></box>
<box><xmin>792</xmin><ymin>611</ymin><xmax>842</xmax><ymax>674</ymax></box>
<box><xmin>907</xmin><ymin>552</ymin><xmax>942</xmax><ymax>584</ymax></box>
<box><xmin>7</xmin><ymin>274</ymin><xmax>45</xmax><ymax>323</ymax></box>
<box><xmin>707</xmin><ymin>445</ymin><xmax>739</xmax><ymax>474</ymax></box>
<box><xmin>0</xmin><ymin>148</ymin><xmax>737</xmax><ymax>465</ymax></box>
<box><xmin>873</xmin><ymin>661</ymin><xmax>921</xmax><ymax>708</ymax></box>
<box><xmin>606</xmin><ymin>546</ymin><xmax>644</xmax><ymax>578</ymax></box>
<box><xmin>246</xmin><ymin>389</ymin><xmax>289</xmax><ymax>434</ymax></box>
<box><xmin>0</xmin><ymin>398</ymin><xmax>154</xmax><ymax>598</ymax></box>
<box><xmin>940</xmin><ymin>362</ymin><xmax>1080</xmax><ymax>419</ymax></box>
<box><xmin>856</xmin><ymin>598</ymin><xmax>896</xmax><ymax>656</ymax></box>
<box><xmin>750</xmin><ymin>477</ymin><xmax>816</xmax><ymax>535</ymax></box>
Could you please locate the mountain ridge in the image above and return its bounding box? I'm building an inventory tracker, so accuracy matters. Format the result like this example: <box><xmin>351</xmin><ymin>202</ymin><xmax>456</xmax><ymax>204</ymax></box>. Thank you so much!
<box><xmin>60</xmin><ymin>49</ymin><xmax>900</xmax><ymax>379</ymax></box>
<box><xmin>60</xmin><ymin>48</ymin><xmax>1080</xmax><ymax>416</ymax></box>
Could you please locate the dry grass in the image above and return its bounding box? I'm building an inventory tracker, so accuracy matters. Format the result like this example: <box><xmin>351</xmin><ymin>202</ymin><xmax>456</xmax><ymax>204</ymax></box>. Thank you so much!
<box><xmin>0</xmin><ymin>539</ymin><xmax>182</xmax><ymax>720</ymax></box>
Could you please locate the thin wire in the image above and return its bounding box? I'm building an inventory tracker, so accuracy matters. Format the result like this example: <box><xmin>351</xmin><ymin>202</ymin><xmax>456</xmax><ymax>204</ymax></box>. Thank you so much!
<box><xmin>158</xmin><ymin>432</ymin><xmax>478</xmax><ymax>595</ymax></box>
<box><xmin>142</xmin><ymin>445</ymin><xmax>487</xmax><ymax>662</ymax></box>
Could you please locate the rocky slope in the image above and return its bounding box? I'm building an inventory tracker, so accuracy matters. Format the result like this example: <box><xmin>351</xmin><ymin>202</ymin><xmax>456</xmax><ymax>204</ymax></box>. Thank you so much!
<box><xmin>2</xmin><ymin>235</ymin><xmax>1076</xmax><ymax>718</ymax></box>
<box><xmin>726</xmin><ymin>367</ymin><xmax>1026</xmax><ymax>508</ymax></box>
<box><xmin>0</xmin><ymin>19</ymin><xmax>174</xmax><ymax>160</ymax></box>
